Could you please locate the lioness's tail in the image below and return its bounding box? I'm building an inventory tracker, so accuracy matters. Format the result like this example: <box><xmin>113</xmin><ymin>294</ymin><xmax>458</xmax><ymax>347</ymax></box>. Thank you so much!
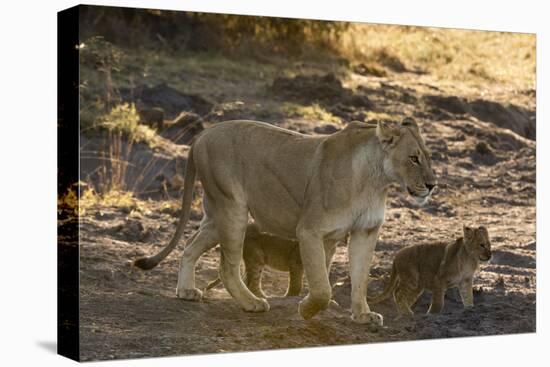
<box><xmin>367</xmin><ymin>264</ymin><xmax>398</xmax><ymax>304</ymax></box>
<box><xmin>134</xmin><ymin>147</ymin><xmax>197</xmax><ymax>270</ymax></box>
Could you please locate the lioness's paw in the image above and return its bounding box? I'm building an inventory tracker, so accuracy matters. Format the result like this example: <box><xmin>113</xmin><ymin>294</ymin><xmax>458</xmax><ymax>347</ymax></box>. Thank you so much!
<box><xmin>242</xmin><ymin>297</ymin><xmax>270</xmax><ymax>313</ymax></box>
<box><xmin>351</xmin><ymin>311</ymin><xmax>384</xmax><ymax>326</ymax></box>
<box><xmin>176</xmin><ymin>287</ymin><xmax>203</xmax><ymax>301</ymax></box>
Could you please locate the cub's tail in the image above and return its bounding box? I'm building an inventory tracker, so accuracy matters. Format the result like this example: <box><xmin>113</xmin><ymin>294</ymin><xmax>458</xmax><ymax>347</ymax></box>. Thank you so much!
<box><xmin>205</xmin><ymin>277</ymin><xmax>222</xmax><ymax>291</ymax></box>
<box><xmin>204</xmin><ymin>272</ymin><xmax>248</xmax><ymax>292</ymax></box>
<box><xmin>367</xmin><ymin>264</ymin><xmax>398</xmax><ymax>304</ymax></box>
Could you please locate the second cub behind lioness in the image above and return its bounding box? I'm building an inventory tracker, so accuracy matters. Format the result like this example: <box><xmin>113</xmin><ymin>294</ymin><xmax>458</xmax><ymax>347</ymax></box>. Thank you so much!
<box><xmin>206</xmin><ymin>223</ymin><xmax>338</xmax><ymax>298</ymax></box>
<box><xmin>368</xmin><ymin>225</ymin><xmax>491</xmax><ymax>316</ymax></box>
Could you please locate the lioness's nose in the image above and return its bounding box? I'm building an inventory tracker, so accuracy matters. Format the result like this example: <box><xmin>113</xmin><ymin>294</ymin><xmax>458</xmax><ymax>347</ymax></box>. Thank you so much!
<box><xmin>425</xmin><ymin>183</ymin><xmax>436</xmax><ymax>191</ymax></box>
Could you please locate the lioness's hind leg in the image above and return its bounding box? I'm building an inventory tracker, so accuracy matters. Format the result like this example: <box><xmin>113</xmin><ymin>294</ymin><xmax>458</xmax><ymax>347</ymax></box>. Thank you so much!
<box><xmin>176</xmin><ymin>219</ymin><xmax>219</xmax><ymax>301</ymax></box>
<box><xmin>217</xmin><ymin>207</ymin><xmax>270</xmax><ymax>312</ymax></box>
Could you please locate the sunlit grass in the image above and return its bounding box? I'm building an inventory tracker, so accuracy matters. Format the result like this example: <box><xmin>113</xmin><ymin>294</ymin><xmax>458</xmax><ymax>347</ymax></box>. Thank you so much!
<box><xmin>338</xmin><ymin>24</ymin><xmax>535</xmax><ymax>90</ymax></box>
<box><xmin>58</xmin><ymin>186</ymin><xmax>141</xmax><ymax>217</ymax></box>
<box><xmin>281</xmin><ymin>102</ymin><xmax>343</xmax><ymax>124</ymax></box>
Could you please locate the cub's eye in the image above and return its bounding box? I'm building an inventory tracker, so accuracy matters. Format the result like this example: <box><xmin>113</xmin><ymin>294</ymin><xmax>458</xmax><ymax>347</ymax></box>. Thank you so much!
<box><xmin>480</xmin><ymin>243</ymin><xmax>486</xmax><ymax>248</ymax></box>
<box><xmin>410</xmin><ymin>156</ymin><xmax>420</xmax><ymax>164</ymax></box>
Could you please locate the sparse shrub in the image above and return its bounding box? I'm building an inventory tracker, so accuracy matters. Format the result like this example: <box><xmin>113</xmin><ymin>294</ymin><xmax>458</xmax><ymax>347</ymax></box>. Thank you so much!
<box><xmin>97</xmin><ymin>103</ymin><xmax>156</xmax><ymax>146</ymax></box>
<box><xmin>79</xmin><ymin>36</ymin><xmax>124</xmax><ymax>111</ymax></box>
<box><xmin>93</xmin><ymin>103</ymin><xmax>157</xmax><ymax>194</ymax></box>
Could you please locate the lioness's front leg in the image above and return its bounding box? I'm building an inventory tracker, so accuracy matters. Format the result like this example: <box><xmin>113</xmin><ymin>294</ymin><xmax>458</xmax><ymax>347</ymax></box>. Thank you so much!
<box><xmin>349</xmin><ymin>226</ymin><xmax>383</xmax><ymax>326</ymax></box>
<box><xmin>459</xmin><ymin>277</ymin><xmax>474</xmax><ymax>307</ymax></box>
<box><xmin>296</xmin><ymin>229</ymin><xmax>332</xmax><ymax>319</ymax></box>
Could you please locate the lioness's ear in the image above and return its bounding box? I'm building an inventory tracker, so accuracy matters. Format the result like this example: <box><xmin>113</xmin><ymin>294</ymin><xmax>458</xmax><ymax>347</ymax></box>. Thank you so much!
<box><xmin>376</xmin><ymin>121</ymin><xmax>400</xmax><ymax>149</ymax></box>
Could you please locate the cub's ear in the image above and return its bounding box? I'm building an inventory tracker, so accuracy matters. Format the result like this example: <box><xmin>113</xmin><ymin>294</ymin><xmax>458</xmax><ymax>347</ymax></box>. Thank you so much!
<box><xmin>376</xmin><ymin>121</ymin><xmax>400</xmax><ymax>149</ymax></box>
<box><xmin>478</xmin><ymin>225</ymin><xmax>489</xmax><ymax>236</ymax></box>
<box><xmin>401</xmin><ymin>117</ymin><xmax>418</xmax><ymax>128</ymax></box>
<box><xmin>463</xmin><ymin>225</ymin><xmax>474</xmax><ymax>239</ymax></box>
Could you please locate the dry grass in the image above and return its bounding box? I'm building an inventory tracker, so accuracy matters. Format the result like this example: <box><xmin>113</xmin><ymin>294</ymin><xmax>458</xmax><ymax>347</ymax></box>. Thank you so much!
<box><xmin>281</xmin><ymin>102</ymin><xmax>343</xmax><ymax>124</ymax></box>
<box><xmin>58</xmin><ymin>186</ymin><xmax>141</xmax><ymax>217</ymax></box>
<box><xmin>339</xmin><ymin>24</ymin><xmax>536</xmax><ymax>90</ymax></box>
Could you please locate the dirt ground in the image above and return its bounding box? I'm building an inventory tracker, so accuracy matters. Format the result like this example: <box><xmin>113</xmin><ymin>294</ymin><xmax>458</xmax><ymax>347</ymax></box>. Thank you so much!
<box><xmin>74</xmin><ymin>60</ymin><xmax>536</xmax><ymax>361</ymax></box>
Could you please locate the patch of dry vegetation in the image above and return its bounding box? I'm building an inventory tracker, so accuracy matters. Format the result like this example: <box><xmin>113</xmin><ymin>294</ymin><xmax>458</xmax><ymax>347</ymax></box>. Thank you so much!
<box><xmin>58</xmin><ymin>186</ymin><xmax>142</xmax><ymax>217</ymax></box>
<box><xmin>281</xmin><ymin>102</ymin><xmax>343</xmax><ymax>124</ymax></box>
<box><xmin>339</xmin><ymin>24</ymin><xmax>535</xmax><ymax>90</ymax></box>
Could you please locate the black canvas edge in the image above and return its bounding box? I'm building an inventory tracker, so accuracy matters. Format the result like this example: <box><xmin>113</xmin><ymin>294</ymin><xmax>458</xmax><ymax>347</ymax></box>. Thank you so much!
<box><xmin>57</xmin><ymin>4</ymin><xmax>81</xmax><ymax>362</ymax></box>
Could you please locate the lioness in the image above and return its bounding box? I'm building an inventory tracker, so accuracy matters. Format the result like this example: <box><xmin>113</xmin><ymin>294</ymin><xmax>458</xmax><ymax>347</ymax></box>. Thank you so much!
<box><xmin>205</xmin><ymin>223</ymin><xmax>339</xmax><ymax>298</ymax></box>
<box><xmin>134</xmin><ymin>118</ymin><xmax>436</xmax><ymax>325</ymax></box>
<box><xmin>368</xmin><ymin>226</ymin><xmax>491</xmax><ymax>315</ymax></box>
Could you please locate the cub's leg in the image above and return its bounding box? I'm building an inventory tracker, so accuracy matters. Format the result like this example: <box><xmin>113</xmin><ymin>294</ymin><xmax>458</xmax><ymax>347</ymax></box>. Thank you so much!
<box><xmin>242</xmin><ymin>238</ymin><xmax>267</xmax><ymax>298</ymax></box>
<box><xmin>428</xmin><ymin>288</ymin><xmax>445</xmax><ymax>314</ymax></box>
<box><xmin>394</xmin><ymin>284</ymin><xmax>422</xmax><ymax>317</ymax></box>
<box><xmin>459</xmin><ymin>277</ymin><xmax>474</xmax><ymax>307</ymax></box>
<box><xmin>286</xmin><ymin>249</ymin><xmax>304</xmax><ymax>296</ymax></box>
<box><xmin>176</xmin><ymin>218</ymin><xmax>219</xmax><ymax>301</ymax></box>
<box><xmin>349</xmin><ymin>227</ymin><xmax>384</xmax><ymax>326</ymax></box>
<box><xmin>244</xmin><ymin>262</ymin><xmax>267</xmax><ymax>299</ymax></box>
<box><xmin>324</xmin><ymin>239</ymin><xmax>338</xmax><ymax>273</ymax></box>
<box><xmin>217</xmin><ymin>204</ymin><xmax>269</xmax><ymax>312</ymax></box>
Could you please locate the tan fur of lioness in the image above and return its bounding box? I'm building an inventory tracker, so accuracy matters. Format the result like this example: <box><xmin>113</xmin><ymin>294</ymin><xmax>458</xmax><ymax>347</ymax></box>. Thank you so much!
<box><xmin>134</xmin><ymin>118</ymin><xmax>436</xmax><ymax>325</ymax></box>
<box><xmin>368</xmin><ymin>226</ymin><xmax>492</xmax><ymax>316</ymax></box>
<box><xmin>205</xmin><ymin>223</ymin><xmax>338</xmax><ymax>298</ymax></box>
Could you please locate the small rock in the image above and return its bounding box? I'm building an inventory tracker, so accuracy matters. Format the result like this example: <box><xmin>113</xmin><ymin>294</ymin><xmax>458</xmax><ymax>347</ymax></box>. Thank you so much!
<box><xmin>344</xmin><ymin>94</ymin><xmax>373</xmax><ymax>108</ymax></box>
<box><xmin>169</xmin><ymin>174</ymin><xmax>185</xmax><ymax>189</ymax></box>
<box><xmin>352</xmin><ymin>63</ymin><xmax>388</xmax><ymax>77</ymax></box>
<box><xmin>138</xmin><ymin>107</ymin><xmax>164</xmax><ymax>130</ymax></box>
<box><xmin>494</xmin><ymin>276</ymin><xmax>506</xmax><ymax>291</ymax></box>
<box><xmin>475</xmin><ymin>141</ymin><xmax>493</xmax><ymax>155</ymax></box>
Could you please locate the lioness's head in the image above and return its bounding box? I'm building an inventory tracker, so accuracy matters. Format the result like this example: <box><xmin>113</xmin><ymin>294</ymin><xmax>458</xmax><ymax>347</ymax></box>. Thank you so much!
<box><xmin>376</xmin><ymin>117</ymin><xmax>437</xmax><ymax>205</ymax></box>
<box><xmin>463</xmin><ymin>225</ymin><xmax>492</xmax><ymax>261</ymax></box>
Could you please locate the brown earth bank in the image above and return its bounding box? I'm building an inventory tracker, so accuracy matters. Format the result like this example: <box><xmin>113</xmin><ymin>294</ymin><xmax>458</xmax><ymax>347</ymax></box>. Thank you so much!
<box><xmin>74</xmin><ymin>61</ymin><xmax>536</xmax><ymax>361</ymax></box>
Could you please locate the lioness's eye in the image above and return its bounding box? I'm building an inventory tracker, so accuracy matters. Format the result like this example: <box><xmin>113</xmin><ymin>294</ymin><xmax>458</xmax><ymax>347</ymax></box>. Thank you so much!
<box><xmin>410</xmin><ymin>156</ymin><xmax>420</xmax><ymax>164</ymax></box>
<box><xmin>480</xmin><ymin>243</ymin><xmax>485</xmax><ymax>248</ymax></box>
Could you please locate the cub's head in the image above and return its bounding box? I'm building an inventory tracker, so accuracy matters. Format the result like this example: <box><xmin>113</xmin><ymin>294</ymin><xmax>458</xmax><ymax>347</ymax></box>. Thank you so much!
<box><xmin>376</xmin><ymin>117</ymin><xmax>437</xmax><ymax>205</ymax></box>
<box><xmin>463</xmin><ymin>225</ymin><xmax>492</xmax><ymax>261</ymax></box>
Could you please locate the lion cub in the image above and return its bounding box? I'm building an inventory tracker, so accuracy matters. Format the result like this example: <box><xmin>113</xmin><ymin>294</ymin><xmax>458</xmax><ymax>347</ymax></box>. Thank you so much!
<box><xmin>368</xmin><ymin>225</ymin><xmax>491</xmax><ymax>315</ymax></box>
<box><xmin>206</xmin><ymin>223</ymin><xmax>338</xmax><ymax>298</ymax></box>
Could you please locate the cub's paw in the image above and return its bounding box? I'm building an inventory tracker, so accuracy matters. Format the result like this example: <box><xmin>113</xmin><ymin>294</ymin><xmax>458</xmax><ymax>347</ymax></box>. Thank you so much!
<box><xmin>242</xmin><ymin>297</ymin><xmax>270</xmax><ymax>313</ymax></box>
<box><xmin>176</xmin><ymin>287</ymin><xmax>203</xmax><ymax>301</ymax></box>
<box><xmin>328</xmin><ymin>299</ymin><xmax>341</xmax><ymax>310</ymax></box>
<box><xmin>299</xmin><ymin>296</ymin><xmax>330</xmax><ymax>320</ymax></box>
<box><xmin>352</xmin><ymin>311</ymin><xmax>384</xmax><ymax>326</ymax></box>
